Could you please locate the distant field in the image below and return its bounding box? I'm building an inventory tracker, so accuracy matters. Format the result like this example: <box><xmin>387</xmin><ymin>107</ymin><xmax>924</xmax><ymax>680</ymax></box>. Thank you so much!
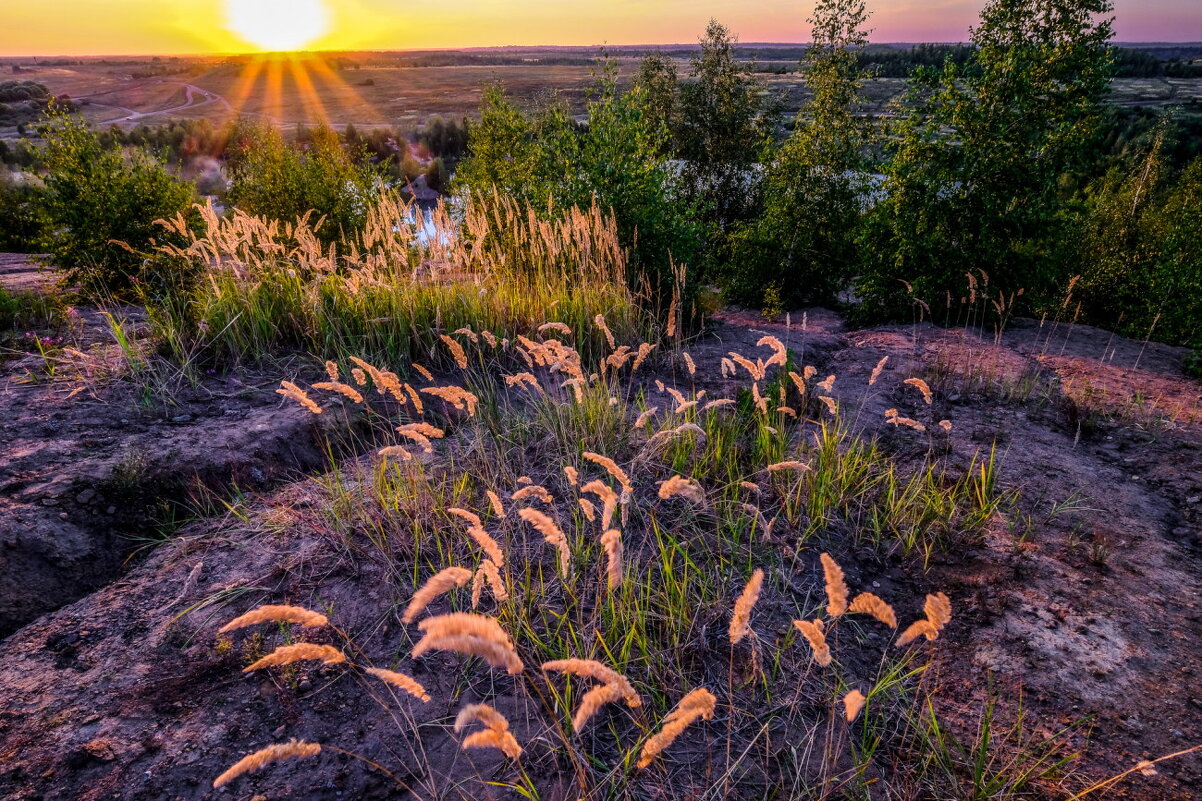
<box><xmin>2</xmin><ymin>50</ymin><xmax>1200</xmax><ymax>133</ymax></box>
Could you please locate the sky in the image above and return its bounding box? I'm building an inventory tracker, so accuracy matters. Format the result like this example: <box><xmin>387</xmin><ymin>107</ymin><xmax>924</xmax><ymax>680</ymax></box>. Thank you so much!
<box><xmin>1</xmin><ymin>0</ymin><xmax>1199</xmax><ymax>57</ymax></box>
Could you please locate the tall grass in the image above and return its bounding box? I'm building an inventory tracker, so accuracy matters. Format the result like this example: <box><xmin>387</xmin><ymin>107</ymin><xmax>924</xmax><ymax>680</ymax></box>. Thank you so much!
<box><xmin>150</xmin><ymin>191</ymin><xmax>653</xmax><ymax>369</ymax></box>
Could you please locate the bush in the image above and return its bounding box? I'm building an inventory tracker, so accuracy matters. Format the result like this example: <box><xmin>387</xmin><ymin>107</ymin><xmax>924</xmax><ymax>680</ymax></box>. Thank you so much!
<box><xmin>0</xmin><ymin>170</ymin><xmax>48</xmax><ymax>253</ymax></box>
<box><xmin>39</xmin><ymin>106</ymin><xmax>195</xmax><ymax>297</ymax></box>
<box><xmin>1077</xmin><ymin>148</ymin><xmax>1202</xmax><ymax>347</ymax></box>
<box><xmin>0</xmin><ymin>80</ymin><xmax>50</xmax><ymax>103</ymax></box>
<box><xmin>225</xmin><ymin>120</ymin><xmax>382</xmax><ymax>243</ymax></box>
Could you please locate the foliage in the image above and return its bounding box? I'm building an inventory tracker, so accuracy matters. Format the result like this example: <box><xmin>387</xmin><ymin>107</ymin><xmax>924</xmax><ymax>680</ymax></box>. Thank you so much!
<box><xmin>674</xmin><ymin>20</ymin><xmax>781</xmax><ymax>235</ymax></box>
<box><xmin>38</xmin><ymin>105</ymin><xmax>195</xmax><ymax>297</ymax></box>
<box><xmin>858</xmin><ymin>0</ymin><xmax>1115</xmax><ymax>320</ymax></box>
<box><xmin>225</xmin><ymin>120</ymin><xmax>382</xmax><ymax>244</ymax></box>
<box><xmin>1077</xmin><ymin>141</ymin><xmax>1202</xmax><ymax>348</ymax></box>
<box><xmin>724</xmin><ymin>0</ymin><xmax>873</xmax><ymax>307</ymax></box>
<box><xmin>454</xmin><ymin>69</ymin><xmax>701</xmax><ymax>302</ymax></box>
<box><xmin>0</xmin><ymin>170</ymin><xmax>49</xmax><ymax>253</ymax></box>
<box><xmin>0</xmin><ymin>80</ymin><xmax>50</xmax><ymax>103</ymax></box>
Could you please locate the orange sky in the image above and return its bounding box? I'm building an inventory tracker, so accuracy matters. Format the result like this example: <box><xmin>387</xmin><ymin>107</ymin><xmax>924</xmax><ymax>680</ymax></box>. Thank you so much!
<box><xmin>2</xmin><ymin>0</ymin><xmax>1198</xmax><ymax>57</ymax></box>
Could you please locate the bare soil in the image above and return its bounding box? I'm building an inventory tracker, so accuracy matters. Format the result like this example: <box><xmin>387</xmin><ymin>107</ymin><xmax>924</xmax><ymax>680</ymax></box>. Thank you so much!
<box><xmin>0</xmin><ymin>306</ymin><xmax>1199</xmax><ymax>799</ymax></box>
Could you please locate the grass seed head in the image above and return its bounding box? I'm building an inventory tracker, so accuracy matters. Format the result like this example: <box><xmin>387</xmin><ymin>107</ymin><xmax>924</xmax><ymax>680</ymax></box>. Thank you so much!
<box><xmin>402</xmin><ymin>566</ymin><xmax>474</xmax><ymax>624</ymax></box>
<box><xmin>243</xmin><ymin>643</ymin><xmax>346</xmax><ymax>672</ymax></box>
<box><xmin>219</xmin><ymin>604</ymin><xmax>328</xmax><ymax>633</ymax></box>
<box><xmin>821</xmin><ymin>553</ymin><xmax>849</xmax><ymax>617</ymax></box>
<box><xmin>213</xmin><ymin>740</ymin><xmax>321</xmax><ymax>788</ymax></box>
<box><xmin>729</xmin><ymin>568</ymin><xmax>764</xmax><ymax>645</ymax></box>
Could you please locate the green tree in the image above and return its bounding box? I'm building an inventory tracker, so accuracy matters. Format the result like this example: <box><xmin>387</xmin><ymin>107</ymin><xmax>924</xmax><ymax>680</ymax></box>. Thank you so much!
<box><xmin>676</xmin><ymin>20</ymin><xmax>780</xmax><ymax>234</ymax></box>
<box><xmin>636</xmin><ymin>52</ymin><xmax>680</xmax><ymax>154</ymax></box>
<box><xmin>0</xmin><ymin>170</ymin><xmax>48</xmax><ymax>253</ymax></box>
<box><xmin>39</xmin><ymin>106</ymin><xmax>194</xmax><ymax>296</ymax></box>
<box><xmin>225</xmin><ymin>120</ymin><xmax>381</xmax><ymax>243</ymax></box>
<box><xmin>1077</xmin><ymin>139</ymin><xmax>1202</xmax><ymax>347</ymax></box>
<box><xmin>859</xmin><ymin>0</ymin><xmax>1115</xmax><ymax>319</ymax></box>
<box><xmin>725</xmin><ymin>0</ymin><xmax>873</xmax><ymax>307</ymax></box>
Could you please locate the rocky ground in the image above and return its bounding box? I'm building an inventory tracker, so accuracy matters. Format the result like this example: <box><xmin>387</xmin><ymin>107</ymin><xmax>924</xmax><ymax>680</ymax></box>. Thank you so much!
<box><xmin>0</xmin><ymin>291</ymin><xmax>1198</xmax><ymax>799</ymax></box>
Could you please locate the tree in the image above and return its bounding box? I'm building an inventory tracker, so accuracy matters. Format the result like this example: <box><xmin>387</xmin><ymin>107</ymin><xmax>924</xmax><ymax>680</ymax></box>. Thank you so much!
<box><xmin>859</xmin><ymin>0</ymin><xmax>1115</xmax><ymax>319</ymax></box>
<box><xmin>225</xmin><ymin>120</ymin><xmax>381</xmax><ymax>243</ymax></box>
<box><xmin>39</xmin><ymin>105</ymin><xmax>194</xmax><ymax>296</ymax></box>
<box><xmin>725</xmin><ymin>0</ymin><xmax>873</xmax><ymax>307</ymax></box>
<box><xmin>636</xmin><ymin>52</ymin><xmax>679</xmax><ymax>154</ymax></box>
<box><xmin>676</xmin><ymin>20</ymin><xmax>780</xmax><ymax>234</ymax></box>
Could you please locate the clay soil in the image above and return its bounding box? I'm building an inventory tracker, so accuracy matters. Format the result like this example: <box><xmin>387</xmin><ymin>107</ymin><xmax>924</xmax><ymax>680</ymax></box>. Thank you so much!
<box><xmin>0</xmin><ymin>297</ymin><xmax>1199</xmax><ymax>800</ymax></box>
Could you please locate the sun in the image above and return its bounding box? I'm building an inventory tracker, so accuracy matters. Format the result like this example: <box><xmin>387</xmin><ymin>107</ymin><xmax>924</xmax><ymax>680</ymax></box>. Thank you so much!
<box><xmin>223</xmin><ymin>0</ymin><xmax>331</xmax><ymax>52</ymax></box>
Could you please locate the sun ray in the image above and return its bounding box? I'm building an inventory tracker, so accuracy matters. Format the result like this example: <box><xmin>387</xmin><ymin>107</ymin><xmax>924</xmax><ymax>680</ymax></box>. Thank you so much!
<box><xmin>287</xmin><ymin>55</ymin><xmax>331</xmax><ymax>126</ymax></box>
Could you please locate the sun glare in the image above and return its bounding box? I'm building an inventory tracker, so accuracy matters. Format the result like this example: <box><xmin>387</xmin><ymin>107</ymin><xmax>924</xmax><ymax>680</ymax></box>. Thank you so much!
<box><xmin>223</xmin><ymin>0</ymin><xmax>330</xmax><ymax>52</ymax></box>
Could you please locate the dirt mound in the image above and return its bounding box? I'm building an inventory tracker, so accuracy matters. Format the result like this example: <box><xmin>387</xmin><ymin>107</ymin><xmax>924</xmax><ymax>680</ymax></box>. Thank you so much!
<box><xmin>0</xmin><ymin>311</ymin><xmax>1199</xmax><ymax>799</ymax></box>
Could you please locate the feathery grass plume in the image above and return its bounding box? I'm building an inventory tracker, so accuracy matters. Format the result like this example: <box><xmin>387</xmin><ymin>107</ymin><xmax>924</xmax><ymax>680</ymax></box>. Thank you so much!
<box><xmin>905</xmin><ymin>377</ymin><xmax>933</xmax><ymax>404</ymax></box>
<box><xmin>582</xmin><ymin>452</ymin><xmax>633</xmax><ymax>492</ymax></box>
<box><xmin>277</xmin><ymin>381</ymin><xmax>322</xmax><ymax>414</ymax></box>
<box><xmin>480</xmin><ymin>558</ymin><xmax>508</xmax><ymax>602</ymax></box>
<box><xmin>729</xmin><ymin>568</ymin><xmax>764</xmax><ymax>644</ymax></box>
<box><xmin>512</xmin><ymin>484</ymin><xmax>554</xmax><ymax>504</ymax></box>
<box><xmin>578</xmin><ymin>497</ymin><xmax>598</xmax><ymax>523</ymax></box>
<box><xmin>517</xmin><ymin>475</ymin><xmax>533</xmax><ymax>485</ymax></box>
<box><xmin>843</xmin><ymin>689</ymin><xmax>867</xmax><ymax>723</ymax></box>
<box><xmin>848</xmin><ymin>593</ymin><xmax>898</xmax><ymax>628</ymax></box>
<box><xmin>471</xmin><ymin>566</ymin><xmax>484</xmax><ymax>609</ymax></box>
<box><xmin>448</xmin><ymin>508</ymin><xmax>483</xmax><ymax>528</ymax></box>
<box><xmin>821</xmin><ymin>553</ymin><xmax>849</xmax><ymax>617</ymax></box>
<box><xmin>869</xmin><ymin>356</ymin><xmax>889</xmax><ymax>386</ymax></box>
<box><xmin>220</xmin><ymin>605</ymin><xmax>328</xmax><ymax>633</ymax></box>
<box><xmin>572</xmin><ymin>683</ymin><xmax>627</xmax><ymax>732</ymax></box>
<box><xmin>721</xmin><ymin>357</ymin><xmax>736</xmax><ymax>377</ymax></box>
<box><xmin>480</xmin><ymin>330</ymin><xmax>498</xmax><ymax>348</ymax></box>
<box><xmin>682</xmin><ymin>352</ymin><xmax>696</xmax><ymax>375</ymax></box>
<box><xmin>657</xmin><ymin>475</ymin><xmax>705</xmax><ymax>504</ymax></box>
<box><xmin>818</xmin><ymin>396</ymin><xmax>839</xmax><ymax>415</ymax></box>
<box><xmin>244</xmin><ymin>643</ymin><xmax>346</xmax><ymax>672</ymax></box>
<box><xmin>440</xmin><ymin>335</ymin><xmax>471</xmax><ymax>369</ymax></box>
<box><xmin>803</xmin><ymin>366</ymin><xmax>817</xmax><ymax>380</ymax></box>
<box><xmin>403</xmin><ymin>383</ymin><xmax>424</xmax><ymax>414</ymax></box>
<box><xmin>563</xmin><ymin>465</ymin><xmax>579</xmax><ymax>486</ymax></box>
<box><xmin>378</xmin><ymin>446</ymin><xmax>413</xmax><ymax>461</ymax></box>
<box><xmin>402</xmin><ymin>566</ymin><xmax>474</xmax><ymax>623</ymax></box>
<box><xmin>213</xmin><ymin>740</ymin><xmax>321</xmax><ymax>788</ymax></box>
<box><xmin>757</xmin><ymin>335</ymin><xmax>788</xmax><ymax>368</ymax></box>
<box><xmin>938</xmin><ymin>419</ymin><xmax>953</xmax><ymax>432</ymax></box>
<box><xmin>453</xmin><ymin>326</ymin><xmax>479</xmax><ymax>344</ymax></box>
<box><xmin>767</xmin><ymin>461</ymin><xmax>811</xmax><ymax>473</ymax></box>
<box><xmin>786</xmin><ymin>371</ymin><xmax>806</xmax><ymax>399</ymax></box>
<box><xmin>376</xmin><ymin>369</ymin><xmax>407</xmax><ymax>403</ymax></box>
<box><xmin>632</xmin><ymin>407</ymin><xmax>659</xmax><ymax>431</ymax></box>
<box><xmin>594</xmin><ymin>314</ymin><xmax>616</xmax><ymax>349</ymax></box>
<box><xmin>778</xmin><ymin>405</ymin><xmax>798</xmax><ymax>418</ymax></box>
<box><xmin>632</xmin><ymin>342</ymin><xmax>656</xmax><ymax>371</ymax></box>
<box><xmin>466</xmin><ymin>524</ymin><xmax>505</xmax><ymax>568</ymax></box>
<box><xmin>455</xmin><ymin>703</ymin><xmax>523</xmax><ymax>759</ymax></box>
<box><xmin>312</xmin><ymin>381</ymin><xmax>364</xmax><ymax>404</ymax></box>
<box><xmin>703</xmin><ymin>398</ymin><xmax>736</xmax><ymax>411</ymax></box>
<box><xmin>604</xmin><ymin>345</ymin><xmax>634</xmax><ymax>373</ymax></box>
<box><xmin>400</xmin><ymin>422</ymin><xmax>445</xmax><ymax>439</ymax></box>
<box><xmin>793</xmin><ymin>619</ymin><xmax>832</xmax><ymax>666</ymax></box>
<box><xmin>396</xmin><ymin>428</ymin><xmax>433</xmax><ymax>453</ymax></box>
<box><xmin>666</xmin><ymin>386</ymin><xmax>688</xmax><ymax>408</ymax></box>
<box><xmin>539</xmin><ymin>321</ymin><xmax>573</xmax><ymax>336</ymax></box>
<box><xmin>817</xmin><ymin>375</ymin><xmax>836</xmax><ymax>393</ymax></box>
<box><xmin>561</xmin><ymin>378</ymin><xmax>586</xmax><ymax>404</ymax></box>
<box><xmin>411</xmin><ymin>363</ymin><xmax>434</xmax><ymax>382</ymax></box>
<box><xmin>324</xmin><ymin>360</ymin><xmax>339</xmax><ymax>381</ymax></box>
<box><xmin>898</xmin><ymin>592</ymin><xmax>952</xmax><ymax>646</ymax></box>
<box><xmin>740</xmin><ymin>481</ymin><xmax>762</xmax><ymax>494</ymax></box>
<box><xmin>729</xmin><ymin>352</ymin><xmax>765</xmax><ymax>381</ymax></box>
<box><xmin>351</xmin><ymin>367</ymin><xmax>367</xmax><ymax>386</ymax></box>
<box><xmin>518</xmin><ymin>507</ymin><xmax>571</xmax><ymax>578</ymax></box>
<box><xmin>637</xmin><ymin>688</ymin><xmax>717</xmax><ymax>769</ymax></box>
<box><xmin>884</xmin><ymin>408</ymin><xmax>926</xmax><ymax>431</ymax></box>
<box><xmin>365</xmin><ymin>668</ymin><xmax>431</xmax><ymax>702</ymax></box>
<box><xmin>581</xmin><ymin>480</ymin><xmax>618</xmax><ymax>529</ymax></box>
<box><xmin>600</xmin><ymin>528</ymin><xmax>623</xmax><ymax>589</ymax></box>
<box><xmin>486</xmin><ymin>490</ymin><xmax>506</xmax><ymax>518</ymax></box>
<box><xmin>421</xmin><ymin>385</ymin><xmax>479</xmax><ymax>416</ymax></box>
<box><xmin>504</xmin><ymin>371</ymin><xmax>544</xmax><ymax>394</ymax></box>
<box><xmin>655</xmin><ymin>379</ymin><xmax>666</xmax><ymax>393</ymax></box>
<box><xmin>413</xmin><ymin>613</ymin><xmax>523</xmax><ymax>673</ymax></box>
<box><xmin>542</xmin><ymin>659</ymin><xmax>641</xmax><ymax>707</ymax></box>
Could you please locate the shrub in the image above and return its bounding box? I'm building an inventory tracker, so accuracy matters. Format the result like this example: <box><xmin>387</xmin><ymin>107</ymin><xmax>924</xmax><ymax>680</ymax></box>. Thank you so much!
<box><xmin>0</xmin><ymin>170</ymin><xmax>48</xmax><ymax>253</ymax></box>
<box><xmin>39</xmin><ymin>105</ymin><xmax>195</xmax><ymax>297</ymax></box>
<box><xmin>224</xmin><ymin>120</ymin><xmax>382</xmax><ymax>244</ymax></box>
<box><xmin>1077</xmin><ymin>147</ymin><xmax>1202</xmax><ymax>347</ymax></box>
<box><xmin>857</xmin><ymin>0</ymin><xmax>1115</xmax><ymax>321</ymax></box>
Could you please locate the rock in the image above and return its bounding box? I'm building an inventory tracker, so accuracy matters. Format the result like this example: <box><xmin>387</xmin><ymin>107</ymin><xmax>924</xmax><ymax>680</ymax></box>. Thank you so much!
<box><xmin>76</xmin><ymin>489</ymin><xmax>95</xmax><ymax>504</ymax></box>
<box><xmin>171</xmin><ymin>415</ymin><xmax>193</xmax><ymax>424</ymax></box>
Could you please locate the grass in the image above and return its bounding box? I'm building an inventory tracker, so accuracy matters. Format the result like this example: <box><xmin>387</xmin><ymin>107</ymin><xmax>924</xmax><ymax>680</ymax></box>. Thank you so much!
<box><xmin>149</xmin><ymin>190</ymin><xmax>653</xmax><ymax>372</ymax></box>
<box><xmin>203</xmin><ymin>317</ymin><xmax>1063</xmax><ymax>800</ymax></box>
